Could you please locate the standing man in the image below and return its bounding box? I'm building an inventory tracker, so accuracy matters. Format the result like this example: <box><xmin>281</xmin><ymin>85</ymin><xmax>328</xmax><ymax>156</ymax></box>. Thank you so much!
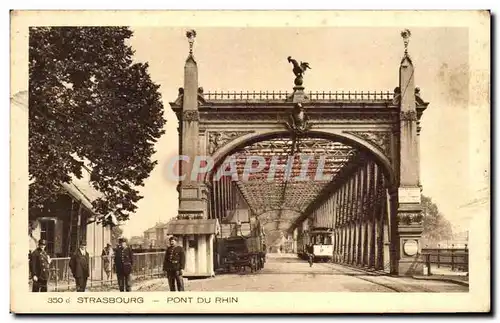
<box><xmin>69</xmin><ymin>241</ymin><xmax>90</xmax><ymax>292</ymax></box>
<box><xmin>114</xmin><ymin>238</ymin><xmax>133</xmax><ymax>292</ymax></box>
<box><xmin>163</xmin><ymin>236</ymin><xmax>185</xmax><ymax>291</ymax></box>
<box><xmin>307</xmin><ymin>243</ymin><xmax>314</xmax><ymax>267</ymax></box>
<box><xmin>30</xmin><ymin>239</ymin><xmax>51</xmax><ymax>292</ymax></box>
<box><xmin>101</xmin><ymin>243</ymin><xmax>114</xmax><ymax>281</ymax></box>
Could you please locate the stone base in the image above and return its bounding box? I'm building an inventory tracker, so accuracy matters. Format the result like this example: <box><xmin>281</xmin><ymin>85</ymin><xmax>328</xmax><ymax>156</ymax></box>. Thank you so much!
<box><xmin>290</xmin><ymin>86</ymin><xmax>307</xmax><ymax>103</ymax></box>
<box><xmin>397</xmin><ymin>222</ymin><xmax>424</xmax><ymax>276</ymax></box>
<box><xmin>398</xmin><ymin>258</ymin><xmax>424</xmax><ymax>276</ymax></box>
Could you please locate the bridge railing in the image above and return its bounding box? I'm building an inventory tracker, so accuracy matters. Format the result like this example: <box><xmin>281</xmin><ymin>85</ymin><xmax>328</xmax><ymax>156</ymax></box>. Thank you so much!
<box><xmin>203</xmin><ymin>90</ymin><xmax>394</xmax><ymax>101</ymax></box>
<box><xmin>307</xmin><ymin>91</ymin><xmax>393</xmax><ymax>101</ymax></box>
<box><xmin>204</xmin><ymin>91</ymin><xmax>290</xmax><ymax>101</ymax></box>
<box><xmin>421</xmin><ymin>247</ymin><xmax>469</xmax><ymax>276</ymax></box>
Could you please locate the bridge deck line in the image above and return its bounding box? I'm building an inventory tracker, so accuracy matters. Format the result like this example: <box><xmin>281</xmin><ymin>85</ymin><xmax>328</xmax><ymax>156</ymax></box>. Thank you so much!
<box><xmin>266</xmin><ymin>253</ymin><xmax>469</xmax><ymax>285</ymax></box>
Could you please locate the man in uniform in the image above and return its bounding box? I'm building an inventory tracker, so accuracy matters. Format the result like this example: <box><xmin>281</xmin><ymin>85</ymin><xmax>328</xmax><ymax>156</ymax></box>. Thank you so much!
<box><xmin>163</xmin><ymin>236</ymin><xmax>185</xmax><ymax>291</ymax></box>
<box><xmin>114</xmin><ymin>238</ymin><xmax>134</xmax><ymax>292</ymax></box>
<box><xmin>30</xmin><ymin>239</ymin><xmax>51</xmax><ymax>292</ymax></box>
<box><xmin>69</xmin><ymin>241</ymin><xmax>90</xmax><ymax>292</ymax></box>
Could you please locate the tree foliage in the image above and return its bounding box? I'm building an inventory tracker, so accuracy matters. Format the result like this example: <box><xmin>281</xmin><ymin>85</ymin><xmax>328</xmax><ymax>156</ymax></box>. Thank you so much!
<box><xmin>111</xmin><ymin>226</ymin><xmax>124</xmax><ymax>245</ymax></box>
<box><xmin>421</xmin><ymin>195</ymin><xmax>453</xmax><ymax>245</ymax></box>
<box><xmin>29</xmin><ymin>27</ymin><xmax>166</xmax><ymax>221</ymax></box>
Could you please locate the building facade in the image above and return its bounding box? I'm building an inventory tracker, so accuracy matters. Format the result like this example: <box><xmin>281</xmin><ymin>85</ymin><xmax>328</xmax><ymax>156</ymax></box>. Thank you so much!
<box><xmin>143</xmin><ymin>227</ymin><xmax>157</xmax><ymax>247</ymax></box>
<box><xmin>143</xmin><ymin>222</ymin><xmax>171</xmax><ymax>248</ymax></box>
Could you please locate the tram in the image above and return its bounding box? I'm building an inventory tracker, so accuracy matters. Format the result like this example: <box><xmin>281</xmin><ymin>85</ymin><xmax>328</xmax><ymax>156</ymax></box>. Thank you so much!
<box><xmin>297</xmin><ymin>227</ymin><xmax>333</xmax><ymax>262</ymax></box>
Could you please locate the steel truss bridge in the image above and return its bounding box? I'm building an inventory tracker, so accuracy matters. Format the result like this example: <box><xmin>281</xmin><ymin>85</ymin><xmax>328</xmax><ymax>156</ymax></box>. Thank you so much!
<box><xmin>170</xmin><ymin>35</ymin><xmax>428</xmax><ymax>276</ymax></box>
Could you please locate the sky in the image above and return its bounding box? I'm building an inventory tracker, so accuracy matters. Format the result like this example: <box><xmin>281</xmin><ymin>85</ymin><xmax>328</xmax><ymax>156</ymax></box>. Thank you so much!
<box><xmin>115</xmin><ymin>26</ymin><xmax>487</xmax><ymax>237</ymax></box>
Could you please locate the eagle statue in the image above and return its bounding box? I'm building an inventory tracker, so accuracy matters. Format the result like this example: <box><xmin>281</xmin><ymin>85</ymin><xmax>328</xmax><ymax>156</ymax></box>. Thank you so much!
<box><xmin>286</xmin><ymin>103</ymin><xmax>311</xmax><ymax>134</ymax></box>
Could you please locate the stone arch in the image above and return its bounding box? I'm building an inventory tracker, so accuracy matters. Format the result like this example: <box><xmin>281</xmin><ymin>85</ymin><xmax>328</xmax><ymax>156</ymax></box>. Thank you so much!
<box><xmin>205</xmin><ymin>129</ymin><xmax>396</xmax><ymax>188</ymax></box>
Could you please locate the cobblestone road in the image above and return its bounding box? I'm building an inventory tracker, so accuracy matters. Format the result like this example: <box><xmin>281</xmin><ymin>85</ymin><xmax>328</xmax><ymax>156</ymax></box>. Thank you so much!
<box><xmin>134</xmin><ymin>254</ymin><xmax>468</xmax><ymax>292</ymax></box>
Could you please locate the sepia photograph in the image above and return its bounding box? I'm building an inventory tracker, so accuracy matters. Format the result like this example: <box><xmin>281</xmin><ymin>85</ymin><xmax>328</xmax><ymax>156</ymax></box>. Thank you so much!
<box><xmin>10</xmin><ymin>10</ymin><xmax>490</xmax><ymax>313</ymax></box>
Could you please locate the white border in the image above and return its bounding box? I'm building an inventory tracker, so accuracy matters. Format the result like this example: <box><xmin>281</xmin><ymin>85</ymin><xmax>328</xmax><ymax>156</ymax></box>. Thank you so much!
<box><xmin>4</xmin><ymin>1</ymin><xmax>496</xmax><ymax>321</ymax></box>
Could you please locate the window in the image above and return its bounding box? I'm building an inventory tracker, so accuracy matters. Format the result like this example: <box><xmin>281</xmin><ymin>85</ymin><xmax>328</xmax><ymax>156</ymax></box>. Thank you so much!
<box><xmin>39</xmin><ymin>219</ymin><xmax>56</xmax><ymax>256</ymax></box>
<box><xmin>324</xmin><ymin>235</ymin><xmax>332</xmax><ymax>245</ymax></box>
<box><xmin>79</xmin><ymin>211</ymin><xmax>89</xmax><ymax>246</ymax></box>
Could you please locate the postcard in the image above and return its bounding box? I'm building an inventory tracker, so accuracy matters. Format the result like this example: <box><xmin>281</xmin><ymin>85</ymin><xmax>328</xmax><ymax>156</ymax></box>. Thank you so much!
<box><xmin>10</xmin><ymin>10</ymin><xmax>490</xmax><ymax>313</ymax></box>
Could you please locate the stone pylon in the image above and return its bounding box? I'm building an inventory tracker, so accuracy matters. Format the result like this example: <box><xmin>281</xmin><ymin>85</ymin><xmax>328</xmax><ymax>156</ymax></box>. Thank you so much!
<box><xmin>177</xmin><ymin>32</ymin><xmax>208</xmax><ymax>219</ymax></box>
<box><xmin>395</xmin><ymin>30</ymin><xmax>424</xmax><ymax>275</ymax></box>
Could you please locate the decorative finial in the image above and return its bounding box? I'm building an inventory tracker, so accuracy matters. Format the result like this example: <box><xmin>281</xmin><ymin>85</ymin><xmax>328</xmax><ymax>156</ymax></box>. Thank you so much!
<box><xmin>186</xmin><ymin>29</ymin><xmax>197</xmax><ymax>55</ymax></box>
<box><xmin>288</xmin><ymin>56</ymin><xmax>311</xmax><ymax>87</ymax></box>
<box><xmin>400</xmin><ymin>29</ymin><xmax>411</xmax><ymax>55</ymax></box>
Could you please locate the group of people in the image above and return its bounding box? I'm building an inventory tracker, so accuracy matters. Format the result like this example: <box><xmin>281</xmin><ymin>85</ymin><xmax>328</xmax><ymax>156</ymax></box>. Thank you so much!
<box><xmin>66</xmin><ymin>237</ymin><xmax>135</xmax><ymax>292</ymax></box>
<box><xmin>29</xmin><ymin>236</ymin><xmax>187</xmax><ymax>293</ymax></box>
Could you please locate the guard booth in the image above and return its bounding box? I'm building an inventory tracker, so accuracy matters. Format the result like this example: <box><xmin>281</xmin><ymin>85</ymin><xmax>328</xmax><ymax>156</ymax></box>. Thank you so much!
<box><xmin>165</xmin><ymin>218</ymin><xmax>220</xmax><ymax>277</ymax></box>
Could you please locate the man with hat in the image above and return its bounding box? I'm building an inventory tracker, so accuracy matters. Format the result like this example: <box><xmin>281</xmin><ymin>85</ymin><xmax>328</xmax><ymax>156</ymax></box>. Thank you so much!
<box><xmin>163</xmin><ymin>236</ymin><xmax>186</xmax><ymax>291</ymax></box>
<box><xmin>114</xmin><ymin>237</ymin><xmax>134</xmax><ymax>292</ymax></box>
<box><xmin>30</xmin><ymin>239</ymin><xmax>51</xmax><ymax>292</ymax></box>
<box><xmin>69</xmin><ymin>241</ymin><xmax>90</xmax><ymax>292</ymax></box>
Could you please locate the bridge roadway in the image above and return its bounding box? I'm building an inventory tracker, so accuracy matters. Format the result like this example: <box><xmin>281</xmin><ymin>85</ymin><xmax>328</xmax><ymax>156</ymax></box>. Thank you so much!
<box><xmin>136</xmin><ymin>254</ymin><xmax>468</xmax><ymax>292</ymax></box>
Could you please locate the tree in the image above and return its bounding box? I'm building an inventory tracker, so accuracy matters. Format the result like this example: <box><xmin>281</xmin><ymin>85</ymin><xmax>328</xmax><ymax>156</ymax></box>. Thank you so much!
<box><xmin>111</xmin><ymin>226</ymin><xmax>123</xmax><ymax>246</ymax></box>
<box><xmin>29</xmin><ymin>27</ymin><xmax>166</xmax><ymax>221</ymax></box>
<box><xmin>421</xmin><ymin>195</ymin><xmax>453</xmax><ymax>246</ymax></box>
